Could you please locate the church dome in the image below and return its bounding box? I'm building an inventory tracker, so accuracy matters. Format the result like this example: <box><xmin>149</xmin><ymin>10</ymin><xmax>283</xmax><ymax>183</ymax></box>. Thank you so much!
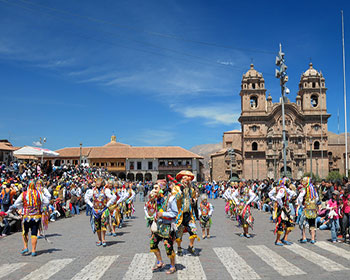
<box><xmin>244</xmin><ymin>64</ymin><xmax>263</xmax><ymax>79</ymax></box>
<box><xmin>303</xmin><ymin>63</ymin><xmax>319</xmax><ymax>77</ymax></box>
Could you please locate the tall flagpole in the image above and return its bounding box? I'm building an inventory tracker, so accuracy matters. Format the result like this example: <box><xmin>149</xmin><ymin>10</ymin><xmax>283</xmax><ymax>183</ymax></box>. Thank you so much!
<box><xmin>341</xmin><ymin>10</ymin><xmax>349</xmax><ymax>176</ymax></box>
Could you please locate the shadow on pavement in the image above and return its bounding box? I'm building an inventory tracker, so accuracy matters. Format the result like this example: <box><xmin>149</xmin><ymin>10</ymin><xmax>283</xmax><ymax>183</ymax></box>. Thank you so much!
<box><xmin>106</xmin><ymin>240</ymin><xmax>126</xmax><ymax>246</ymax></box>
<box><xmin>37</xmin><ymin>248</ymin><xmax>63</xmax><ymax>255</ymax></box>
<box><xmin>45</xmin><ymin>233</ymin><xmax>62</xmax><ymax>238</ymax></box>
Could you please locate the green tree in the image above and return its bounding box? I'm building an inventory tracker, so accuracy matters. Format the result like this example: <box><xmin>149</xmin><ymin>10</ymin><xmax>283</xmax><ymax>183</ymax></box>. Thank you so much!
<box><xmin>326</xmin><ymin>171</ymin><xmax>343</xmax><ymax>181</ymax></box>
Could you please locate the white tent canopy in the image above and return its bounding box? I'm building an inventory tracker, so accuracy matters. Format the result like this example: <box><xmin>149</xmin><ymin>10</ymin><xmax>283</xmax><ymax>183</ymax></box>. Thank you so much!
<box><xmin>14</xmin><ymin>146</ymin><xmax>59</xmax><ymax>157</ymax></box>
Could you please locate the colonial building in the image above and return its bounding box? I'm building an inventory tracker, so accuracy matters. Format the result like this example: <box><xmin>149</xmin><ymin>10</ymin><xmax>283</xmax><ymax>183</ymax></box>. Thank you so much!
<box><xmin>47</xmin><ymin>135</ymin><xmax>204</xmax><ymax>182</ymax></box>
<box><xmin>0</xmin><ymin>140</ymin><xmax>16</xmax><ymax>164</ymax></box>
<box><xmin>211</xmin><ymin>63</ymin><xmax>349</xmax><ymax>181</ymax></box>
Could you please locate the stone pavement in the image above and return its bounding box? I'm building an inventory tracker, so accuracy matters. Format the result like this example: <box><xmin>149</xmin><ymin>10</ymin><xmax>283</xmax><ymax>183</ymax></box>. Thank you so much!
<box><xmin>0</xmin><ymin>198</ymin><xmax>349</xmax><ymax>280</ymax></box>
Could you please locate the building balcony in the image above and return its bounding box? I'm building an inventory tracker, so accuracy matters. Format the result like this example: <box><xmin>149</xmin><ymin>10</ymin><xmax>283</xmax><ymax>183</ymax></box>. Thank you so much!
<box><xmin>107</xmin><ymin>166</ymin><xmax>126</xmax><ymax>172</ymax></box>
<box><xmin>158</xmin><ymin>165</ymin><xmax>192</xmax><ymax>171</ymax></box>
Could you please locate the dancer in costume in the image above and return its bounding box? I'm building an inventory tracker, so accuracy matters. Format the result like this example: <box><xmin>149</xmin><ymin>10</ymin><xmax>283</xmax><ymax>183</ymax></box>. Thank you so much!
<box><xmin>110</xmin><ymin>181</ymin><xmax>127</xmax><ymax>235</ymax></box>
<box><xmin>10</xmin><ymin>180</ymin><xmax>49</xmax><ymax>256</ymax></box>
<box><xmin>232</xmin><ymin>182</ymin><xmax>256</xmax><ymax>238</ymax></box>
<box><xmin>84</xmin><ymin>178</ymin><xmax>116</xmax><ymax>247</ymax></box>
<box><xmin>173</xmin><ymin>170</ymin><xmax>199</xmax><ymax>256</ymax></box>
<box><xmin>150</xmin><ymin>181</ymin><xmax>179</xmax><ymax>275</ymax></box>
<box><xmin>223</xmin><ymin>182</ymin><xmax>236</xmax><ymax>218</ymax></box>
<box><xmin>35</xmin><ymin>179</ymin><xmax>51</xmax><ymax>239</ymax></box>
<box><xmin>199</xmin><ymin>193</ymin><xmax>214</xmax><ymax>239</ymax></box>
<box><xmin>144</xmin><ymin>184</ymin><xmax>164</xmax><ymax>228</ymax></box>
<box><xmin>125</xmin><ymin>184</ymin><xmax>135</xmax><ymax>219</ymax></box>
<box><xmin>108</xmin><ymin>180</ymin><xmax>127</xmax><ymax>236</ymax></box>
<box><xmin>297</xmin><ymin>177</ymin><xmax>319</xmax><ymax>244</ymax></box>
<box><xmin>269</xmin><ymin>177</ymin><xmax>296</xmax><ymax>246</ymax></box>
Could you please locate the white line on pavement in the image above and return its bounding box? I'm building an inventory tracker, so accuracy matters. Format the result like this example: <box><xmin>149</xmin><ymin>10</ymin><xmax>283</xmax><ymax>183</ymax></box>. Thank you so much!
<box><xmin>177</xmin><ymin>255</ymin><xmax>206</xmax><ymax>280</ymax></box>
<box><xmin>285</xmin><ymin>243</ymin><xmax>348</xmax><ymax>272</ymax></box>
<box><xmin>0</xmin><ymin>263</ymin><xmax>27</xmax><ymax>279</ymax></box>
<box><xmin>122</xmin><ymin>253</ymin><xmax>155</xmax><ymax>280</ymax></box>
<box><xmin>248</xmin><ymin>245</ymin><xmax>306</xmax><ymax>276</ymax></box>
<box><xmin>21</xmin><ymin>258</ymin><xmax>74</xmax><ymax>280</ymax></box>
<box><xmin>315</xmin><ymin>241</ymin><xmax>350</xmax><ymax>260</ymax></box>
<box><xmin>213</xmin><ymin>247</ymin><xmax>260</xmax><ymax>280</ymax></box>
<box><xmin>71</xmin><ymin>255</ymin><xmax>118</xmax><ymax>280</ymax></box>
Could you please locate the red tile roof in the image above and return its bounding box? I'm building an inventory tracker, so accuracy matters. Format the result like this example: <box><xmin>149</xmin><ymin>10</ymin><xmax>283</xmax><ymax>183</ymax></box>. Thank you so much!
<box><xmin>55</xmin><ymin>146</ymin><xmax>202</xmax><ymax>159</ymax></box>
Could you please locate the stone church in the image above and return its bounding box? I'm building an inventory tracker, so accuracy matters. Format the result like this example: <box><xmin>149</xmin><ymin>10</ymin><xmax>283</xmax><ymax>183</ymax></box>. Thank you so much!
<box><xmin>210</xmin><ymin>63</ymin><xmax>349</xmax><ymax>181</ymax></box>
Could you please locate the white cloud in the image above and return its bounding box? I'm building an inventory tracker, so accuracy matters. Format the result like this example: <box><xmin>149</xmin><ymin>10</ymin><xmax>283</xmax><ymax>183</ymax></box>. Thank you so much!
<box><xmin>172</xmin><ymin>103</ymin><xmax>240</xmax><ymax>126</ymax></box>
<box><xmin>135</xmin><ymin>129</ymin><xmax>175</xmax><ymax>146</ymax></box>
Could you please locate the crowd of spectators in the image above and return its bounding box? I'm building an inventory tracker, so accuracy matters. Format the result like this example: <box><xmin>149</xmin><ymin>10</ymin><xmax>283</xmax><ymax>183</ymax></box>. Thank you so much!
<box><xmin>0</xmin><ymin>161</ymin><xmax>149</xmax><ymax>238</ymax></box>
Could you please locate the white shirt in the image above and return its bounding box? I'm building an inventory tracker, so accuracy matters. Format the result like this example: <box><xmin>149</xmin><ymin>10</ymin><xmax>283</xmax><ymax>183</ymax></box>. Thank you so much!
<box><xmin>232</xmin><ymin>188</ymin><xmax>256</xmax><ymax>205</ymax></box>
<box><xmin>84</xmin><ymin>187</ymin><xmax>116</xmax><ymax>209</ymax></box>
<box><xmin>269</xmin><ymin>187</ymin><xmax>296</xmax><ymax>207</ymax></box>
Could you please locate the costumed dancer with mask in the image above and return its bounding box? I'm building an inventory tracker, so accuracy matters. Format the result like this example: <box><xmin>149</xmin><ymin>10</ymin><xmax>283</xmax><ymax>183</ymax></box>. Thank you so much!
<box><xmin>223</xmin><ymin>182</ymin><xmax>236</xmax><ymax>218</ymax></box>
<box><xmin>297</xmin><ymin>177</ymin><xmax>319</xmax><ymax>244</ymax></box>
<box><xmin>10</xmin><ymin>180</ymin><xmax>49</xmax><ymax>256</ymax></box>
<box><xmin>199</xmin><ymin>193</ymin><xmax>214</xmax><ymax>239</ymax></box>
<box><xmin>173</xmin><ymin>170</ymin><xmax>199</xmax><ymax>257</ymax></box>
<box><xmin>144</xmin><ymin>184</ymin><xmax>164</xmax><ymax>229</ymax></box>
<box><xmin>150</xmin><ymin>181</ymin><xmax>179</xmax><ymax>275</ymax></box>
<box><xmin>110</xmin><ymin>181</ymin><xmax>127</xmax><ymax>235</ymax></box>
<box><xmin>108</xmin><ymin>180</ymin><xmax>126</xmax><ymax>237</ymax></box>
<box><xmin>125</xmin><ymin>184</ymin><xmax>136</xmax><ymax>219</ymax></box>
<box><xmin>35</xmin><ymin>179</ymin><xmax>51</xmax><ymax>239</ymax></box>
<box><xmin>84</xmin><ymin>178</ymin><xmax>116</xmax><ymax>247</ymax></box>
<box><xmin>269</xmin><ymin>177</ymin><xmax>296</xmax><ymax>246</ymax></box>
<box><xmin>232</xmin><ymin>181</ymin><xmax>256</xmax><ymax>238</ymax></box>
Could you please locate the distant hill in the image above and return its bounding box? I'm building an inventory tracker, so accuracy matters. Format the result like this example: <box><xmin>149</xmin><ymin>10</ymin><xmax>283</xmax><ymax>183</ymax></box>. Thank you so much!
<box><xmin>190</xmin><ymin>143</ymin><xmax>222</xmax><ymax>176</ymax></box>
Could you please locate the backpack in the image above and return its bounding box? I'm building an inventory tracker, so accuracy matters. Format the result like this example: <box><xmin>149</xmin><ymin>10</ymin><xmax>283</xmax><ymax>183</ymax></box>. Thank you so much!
<box><xmin>2</xmin><ymin>189</ymin><xmax>11</xmax><ymax>205</ymax></box>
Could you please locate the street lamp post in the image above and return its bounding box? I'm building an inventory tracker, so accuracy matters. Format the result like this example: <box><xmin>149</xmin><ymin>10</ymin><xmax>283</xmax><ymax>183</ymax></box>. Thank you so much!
<box><xmin>309</xmin><ymin>137</ymin><xmax>313</xmax><ymax>179</ymax></box>
<box><xmin>35</xmin><ymin>137</ymin><xmax>47</xmax><ymax>164</ymax></box>
<box><xmin>275</xmin><ymin>44</ymin><xmax>289</xmax><ymax>177</ymax></box>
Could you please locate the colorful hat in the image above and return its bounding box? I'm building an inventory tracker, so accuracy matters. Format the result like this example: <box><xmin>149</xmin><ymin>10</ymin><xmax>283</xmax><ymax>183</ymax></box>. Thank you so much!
<box><xmin>175</xmin><ymin>170</ymin><xmax>195</xmax><ymax>181</ymax></box>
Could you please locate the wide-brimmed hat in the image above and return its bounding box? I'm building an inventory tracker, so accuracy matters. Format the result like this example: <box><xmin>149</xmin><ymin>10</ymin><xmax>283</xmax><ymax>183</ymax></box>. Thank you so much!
<box><xmin>175</xmin><ymin>170</ymin><xmax>195</xmax><ymax>181</ymax></box>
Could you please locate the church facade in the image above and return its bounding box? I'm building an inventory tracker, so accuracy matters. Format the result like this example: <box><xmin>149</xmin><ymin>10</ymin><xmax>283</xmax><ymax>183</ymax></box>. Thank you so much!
<box><xmin>210</xmin><ymin>63</ymin><xmax>348</xmax><ymax>181</ymax></box>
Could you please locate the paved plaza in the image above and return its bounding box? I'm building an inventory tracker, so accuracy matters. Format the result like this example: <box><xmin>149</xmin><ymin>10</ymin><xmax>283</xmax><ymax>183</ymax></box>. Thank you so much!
<box><xmin>0</xmin><ymin>198</ymin><xmax>349</xmax><ymax>280</ymax></box>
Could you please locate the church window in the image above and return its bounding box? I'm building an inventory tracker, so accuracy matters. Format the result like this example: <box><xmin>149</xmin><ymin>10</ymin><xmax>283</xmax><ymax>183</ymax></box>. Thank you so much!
<box><xmin>298</xmin><ymin>137</ymin><xmax>302</xmax><ymax>144</ymax></box>
<box><xmin>250</xmin><ymin>96</ymin><xmax>258</xmax><ymax>108</ymax></box>
<box><xmin>252</xmin><ymin>125</ymin><xmax>257</xmax><ymax>132</ymax></box>
<box><xmin>311</xmin><ymin>94</ymin><xmax>318</xmax><ymax>107</ymax></box>
<box><xmin>252</xmin><ymin>83</ymin><xmax>256</xmax><ymax>89</ymax></box>
<box><xmin>252</xmin><ymin>142</ymin><xmax>258</xmax><ymax>151</ymax></box>
<box><xmin>312</xmin><ymin>82</ymin><xmax>316</xmax><ymax>88</ymax></box>
<box><xmin>267</xmin><ymin>138</ymin><xmax>272</xmax><ymax>145</ymax></box>
<box><xmin>314</xmin><ymin>125</ymin><xmax>320</xmax><ymax>131</ymax></box>
<box><xmin>314</xmin><ymin>141</ymin><xmax>320</xmax><ymax>150</ymax></box>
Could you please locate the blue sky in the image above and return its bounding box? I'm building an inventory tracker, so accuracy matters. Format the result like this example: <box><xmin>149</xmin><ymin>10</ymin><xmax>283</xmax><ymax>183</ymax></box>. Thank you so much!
<box><xmin>1</xmin><ymin>0</ymin><xmax>349</xmax><ymax>150</ymax></box>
